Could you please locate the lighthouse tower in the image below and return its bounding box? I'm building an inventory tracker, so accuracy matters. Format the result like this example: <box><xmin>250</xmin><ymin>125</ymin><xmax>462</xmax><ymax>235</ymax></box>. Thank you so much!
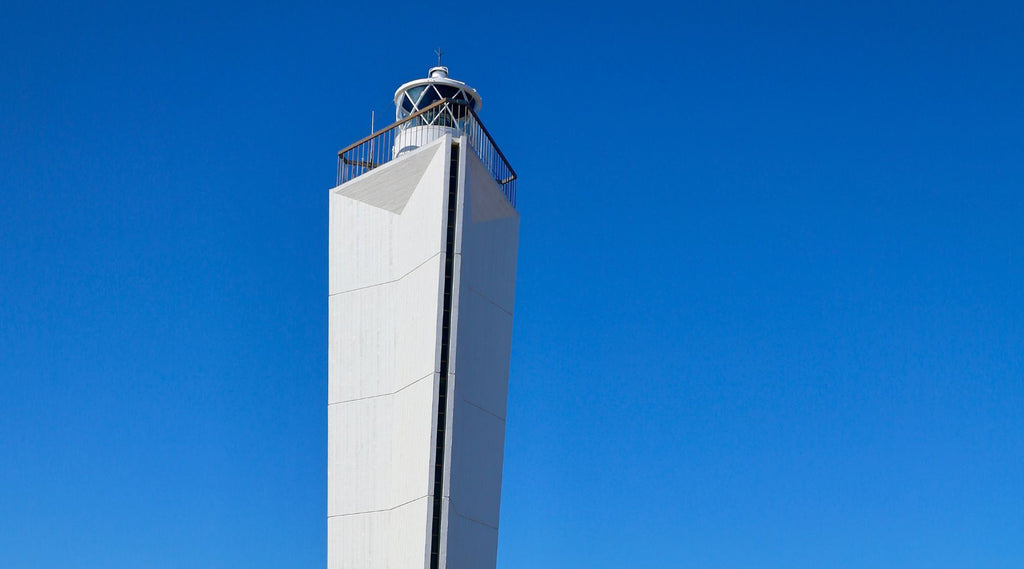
<box><xmin>328</xmin><ymin>67</ymin><xmax>519</xmax><ymax>569</ymax></box>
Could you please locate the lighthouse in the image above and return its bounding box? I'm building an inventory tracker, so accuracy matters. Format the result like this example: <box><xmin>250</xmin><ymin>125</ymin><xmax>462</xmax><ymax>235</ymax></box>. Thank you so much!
<box><xmin>327</xmin><ymin>66</ymin><xmax>520</xmax><ymax>569</ymax></box>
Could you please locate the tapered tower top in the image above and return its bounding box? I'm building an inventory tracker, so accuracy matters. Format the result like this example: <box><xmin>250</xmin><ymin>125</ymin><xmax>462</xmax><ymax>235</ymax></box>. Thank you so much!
<box><xmin>393</xmin><ymin>66</ymin><xmax>482</xmax><ymax>120</ymax></box>
<box><xmin>337</xmin><ymin>63</ymin><xmax>516</xmax><ymax>205</ymax></box>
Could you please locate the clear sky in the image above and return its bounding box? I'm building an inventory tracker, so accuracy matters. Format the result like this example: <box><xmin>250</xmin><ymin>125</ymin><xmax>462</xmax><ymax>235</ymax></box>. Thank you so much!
<box><xmin>2</xmin><ymin>1</ymin><xmax>1022</xmax><ymax>567</ymax></box>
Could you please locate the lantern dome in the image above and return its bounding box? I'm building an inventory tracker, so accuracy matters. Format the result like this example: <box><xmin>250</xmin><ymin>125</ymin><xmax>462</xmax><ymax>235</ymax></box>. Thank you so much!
<box><xmin>394</xmin><ymin>66</ymin><xmax>482</xmax><ymax>120</ymax></box>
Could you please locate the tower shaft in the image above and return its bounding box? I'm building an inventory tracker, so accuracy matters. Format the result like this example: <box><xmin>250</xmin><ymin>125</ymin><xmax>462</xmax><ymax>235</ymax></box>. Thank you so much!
<box><xmin>328</xmin><ymin>134</ymin><xmax>519</xmax><ymax>569</ymax></box>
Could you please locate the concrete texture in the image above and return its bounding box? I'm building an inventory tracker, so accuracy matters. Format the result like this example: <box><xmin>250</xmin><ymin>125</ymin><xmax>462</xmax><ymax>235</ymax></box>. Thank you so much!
<box><xmin>328</xmin><ymin>135</ymin><xmax>518</xmax><ymax>569</ymax></box>
<box><xmin>441</xmin><ymin>143</ymin><xmax>520</xmax><ymax>569</ymax></box>
<box><xmin>328</xmin><ymin>138</ymin><xmax>450</xmax><ymax>569</ymax></box>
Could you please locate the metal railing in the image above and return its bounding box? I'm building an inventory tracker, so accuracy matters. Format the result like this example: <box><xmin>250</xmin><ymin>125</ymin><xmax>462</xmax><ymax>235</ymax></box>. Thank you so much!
<box><xmin>337</xmin><ymin>99</ymin><xmax>517</xmax><ymax>207</ymax></box>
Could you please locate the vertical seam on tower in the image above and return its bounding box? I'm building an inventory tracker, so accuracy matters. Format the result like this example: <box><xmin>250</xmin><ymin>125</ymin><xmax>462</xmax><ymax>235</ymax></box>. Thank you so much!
<box><xmin>430</xmin><ymin>142</ymin><xmax>459</xmax><ymax>569</ymax></box>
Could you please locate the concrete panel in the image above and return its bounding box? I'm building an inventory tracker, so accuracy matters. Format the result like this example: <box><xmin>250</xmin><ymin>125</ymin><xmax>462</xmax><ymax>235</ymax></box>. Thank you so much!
<box><xmin>327</xmin><ymin>511</ymin><xmax>388</xmax><ymax>569</ymax></box>
<box><xmin>329</xmin><ymin>137</ymin><xmax>450</xmax><ymax>295</ymax></box>
<box><xmin>328</xmin><ymin>257</ymin><xmax>443</xmax><ymax>404</ymax></box>
<box><xmin>387</xmin><ymin>496</ymin><xmax>432</xmax><ymax>569</ymax></box>
<box><xmin>395</xmin><ymin>138</ymin><xmax>451</xmax><ymax>278</ymax></box>
<box><xmin>327</xmin><ymin>496</ymin><xmax>431</xmax><ymax>569</ymax></box>
<box><xmin>327</xmin><ymin>373</ymin><xmax>436</xmax><ymax>517</ymax></box>
<box><xmin>329</xmin><ymin>186</ymin><xmax>394</xmax><ymax>294</ymax></box>
<box><xmin>446</xmin><ymin>399</ymin><xmax>506</xmax><ymax>528</ymax></box>
<box><xmin>455</xmin><ymin>145</ymin><xmax>520</xmax><ymax>313</ymax></box>
<box><xmin>335</xmin><ymin>145</ymin><xmax>438</xmax><ymax>214</ymax></box>
<box><xmin>448</xmin><ymin>287</ymin><xmax>513</xmax><ymax>418</ymax></box>
<box><xmin>443</xmin><ymin>507</ymin><xmax>499</xmax><ymax>569</ymax></box>
<box><xmin>389</xmin><ymin>373</ymin><xmax>439</xmax><ymax>506</ymax></box>
<box><xmin>327</xmin><ymin>395</ymin><xmax>392</xmax><ymax>517</ymax></box>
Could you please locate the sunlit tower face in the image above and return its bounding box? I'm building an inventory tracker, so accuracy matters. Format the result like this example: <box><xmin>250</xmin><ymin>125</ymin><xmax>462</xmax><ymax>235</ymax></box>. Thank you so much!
<box><xmin>328</xmin><ymin>67</ymin><xmax>519</xmax><ymax>569</ymax></box>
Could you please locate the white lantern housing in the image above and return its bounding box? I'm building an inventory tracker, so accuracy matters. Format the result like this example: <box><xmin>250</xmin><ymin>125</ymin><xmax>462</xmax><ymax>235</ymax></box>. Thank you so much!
<box><xmin>392</xmin><ymin>66</ymin><xmax>482</xmax><ymax>156</ymax></box>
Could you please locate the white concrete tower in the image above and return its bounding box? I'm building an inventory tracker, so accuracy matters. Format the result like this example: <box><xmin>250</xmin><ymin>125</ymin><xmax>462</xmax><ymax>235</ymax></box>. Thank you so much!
<box><xmin>328</xmin><ymin>66</ymin><xmax>519</xmax><ymax>569</ymax></box>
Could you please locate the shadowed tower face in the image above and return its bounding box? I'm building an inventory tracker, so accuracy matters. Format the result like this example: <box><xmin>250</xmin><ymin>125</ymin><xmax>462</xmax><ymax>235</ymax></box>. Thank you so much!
<box><xmin>328</xmin><ymin>67</ymin><xmax>519</xmax><ymax>569</ymax></box>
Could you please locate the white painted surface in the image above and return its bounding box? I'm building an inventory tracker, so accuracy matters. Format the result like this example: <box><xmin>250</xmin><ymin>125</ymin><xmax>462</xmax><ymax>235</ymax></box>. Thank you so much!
<box><xmin>328</xmin><ymin>138</ymin><xmax>450</xmax><ymax>569</ymax></box>
<box><xmin>329</xmin><ymin>138</ymin><xmax>449</xmax><ymax>295</ymax></box>
<box><xmin>328</xmin><ymin>135</ymin><xmax>518</xmax><ymax>569</ymax></box>
<box><xmin>328</xmin><ymin>260</ymin><xmax>443</xmax><ymax>403</ymax></box>
<box><xmin>327</xmin><ymin>374</ymin><xmax>435</xmax><ymax>516</ymax></box>
<box><xmin>395</xmin><ymin>125</ymin><xmax>460</xmax><ymax>158</ymax></box>
<box><xmin>455</xmin><ymin>146</ymin><xmax>519</xmax><ymax>311</ymax></box>
<box><xmin>443</xmin><ymin>510</ymin><xmax>499</xmax><ymax>569</ymax></box>
<box><xmin>447</xmin><ymin>398</ymin><xmax>506</xmax><ymax>526</ymax></box>
<box><xmin>393</xmin><ymin>69</ymin><xmax>482</xmax><ymax>112</ymax></box>
<box><xmin>449</xmin><ymin>288</ymin><xmax>514</xmax><ymax>418</ymax></box>
<box><xmin>327</xmin><ymin>496</ymin><xmax>431</xmax><ymax>569</ymax></box>
<box><xmin>442</xmin><ymin>143</ymin><xmax>520</xmax><ymax>569</ymax></box>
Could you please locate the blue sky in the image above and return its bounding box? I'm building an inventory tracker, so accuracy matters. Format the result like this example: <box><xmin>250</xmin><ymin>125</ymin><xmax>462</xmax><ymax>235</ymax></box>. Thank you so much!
<box><xmin>2</xmin><ymin>1</ymin><xmax>1022</xmax><ymax>567</ymax></box>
